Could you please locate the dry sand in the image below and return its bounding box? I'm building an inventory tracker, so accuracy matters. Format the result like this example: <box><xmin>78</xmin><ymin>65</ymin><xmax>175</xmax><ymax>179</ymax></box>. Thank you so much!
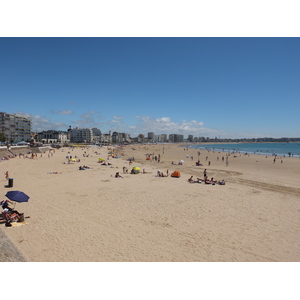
<box><xmin>1</xmin><ymin>144</ymin><xmax>300</xmax><ymax>262</ymax></box>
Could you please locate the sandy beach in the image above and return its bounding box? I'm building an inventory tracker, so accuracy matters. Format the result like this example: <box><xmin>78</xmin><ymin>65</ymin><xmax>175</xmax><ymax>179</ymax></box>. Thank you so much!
<box><xmin>1</xmin><ymin>143</ymin><xmax>300</xmax><ymax>262</ymax></box>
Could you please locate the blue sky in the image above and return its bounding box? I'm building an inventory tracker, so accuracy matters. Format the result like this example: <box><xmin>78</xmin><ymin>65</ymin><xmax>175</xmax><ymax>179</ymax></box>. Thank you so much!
<box><xmin>1</xmin><ymin>37</ymin><xmax>299</xmax><ymax>138</ymax></box>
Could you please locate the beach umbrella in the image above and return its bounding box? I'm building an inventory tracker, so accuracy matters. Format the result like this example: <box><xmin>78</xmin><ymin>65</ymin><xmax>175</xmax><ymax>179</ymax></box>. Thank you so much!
<box><xmin>5</xmin><ymin>191</ymin><xmax>30</xmax><ymax>203</ymax></box>
<box><xmin>132</xmin><ymin>167</ymin><xmax>140</xmax><ymax>174</ymax></box>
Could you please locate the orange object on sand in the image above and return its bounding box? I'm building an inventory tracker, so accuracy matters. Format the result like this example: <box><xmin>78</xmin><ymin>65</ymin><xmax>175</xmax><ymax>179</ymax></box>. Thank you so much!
<box><xmin>171</xmin><ymin>171</ymin><xmax>181</xmax><ymax>178</ymax></box>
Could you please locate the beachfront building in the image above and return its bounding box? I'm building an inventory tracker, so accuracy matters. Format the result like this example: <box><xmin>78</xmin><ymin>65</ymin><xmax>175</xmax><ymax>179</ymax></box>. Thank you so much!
<box><xmin>37</xmin><ymin>130</ymin><xmax>69</xmax><ymax>144</ymax></box>
<box><xmin>92</xmin><ymin>128</ymin><xmax>102</xmax><ymax>143</ymax></box>
<box><xmin>102</xmin><ymin>133</ymin><xmax>112</xmax><ymax>144</ymax></box>
<box><xmin>0</xmin><ymin>112</ymin><xmax>32</xmax><ymax>143</ymax></box>
<box><xmin>148</xmin><ymin>132</ymin><xmax>155</xmax><ymax>142</ymax></box>
<box><xmin>187</xmin><ymin>135</ymin><xmax>193</xmax><ymax>142</ymax></box>
<box><xmin>169</xmin><ymin>134</ymin><xmax>184</xmax><ymax>143</ymax></box>
<box><xmin>155</xmin><ymin>134</ymin><xmax>168</xmax><ymax>143</ymax></box>
<box><xmin>112</xmin><ymin>131</ymin><xmax>131</xmax><ymax>144</ymax></box>
<box><xmin>69</xmin><ymin>128</ymin><xmax>94</xmax><ymax>143</ymax></box>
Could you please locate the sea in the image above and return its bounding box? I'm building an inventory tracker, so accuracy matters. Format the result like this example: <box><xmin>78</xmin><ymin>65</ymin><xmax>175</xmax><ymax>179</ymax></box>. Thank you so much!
<box><xmin>185</xmin><ymin>142</ymin><xmax>300</xmax><ymax>158</ymax></box>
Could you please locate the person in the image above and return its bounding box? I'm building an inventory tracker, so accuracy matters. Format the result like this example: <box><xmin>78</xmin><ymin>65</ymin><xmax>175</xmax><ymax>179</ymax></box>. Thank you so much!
<box><xmin>188</xmin><ymin>176</ymin><xmax>194</xmax><ymax>182</ymax></box>
<box><xmin>1</xmin><ymin>199</ymin><xmax>19</xmax><ymax>214</ymax></box>
<box><xmin>1</xmin><ymin>199</ymin><xmax>14</xmax><ymax>212</ymax></box>
<box><xmin>204</xmin><ymin>169</ymin><xmax>207</xmax><ymax>178</ymax></box>
<box><xmin>115</xmin><ymin>172</ymin><xmax>123</xmax><ymax>178</ymax></box>
<box><xmin>205</xmin><ymin>177</ymin><xmax>212</xmax><ymax>184</ymax></box>
<box><xmin>5</xmin><ymin>171</ymin><xmax>9</xmax><ymax>180</ymax></box>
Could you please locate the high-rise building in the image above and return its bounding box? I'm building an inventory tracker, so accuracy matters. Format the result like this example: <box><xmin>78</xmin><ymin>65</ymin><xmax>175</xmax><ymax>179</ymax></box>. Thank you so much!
<box><xmin>155</xmin><ymin>134</ymin><xmax>168</xmax><ymax>143</ymax></box>
<box><xmin>69</xmin><ymin>128</ymin><xmax>93</xmax><ymax>143</ymax></box>
<box><xmin>0</xmin><ymin>112</ymin><xmax>32</xmax><ymax>143</ymax></box>
<box><xmin>188</xmin><ymin>135</ymin><xmax>193</xmax><ymax>142</ymax></box>
<box><xmin>169</xmin><ymin>134</ymin><xmax>184</xmax><ymax>143</ymax></box>
<box><xmin>148</xmin><ymin>132</ymin><xmax>155</xmax><ymax>141</ymax></box>
<box><xmin>112</xmin><ymin>131</ymin><xmax>131</xmax><ymax>144</ymax></box>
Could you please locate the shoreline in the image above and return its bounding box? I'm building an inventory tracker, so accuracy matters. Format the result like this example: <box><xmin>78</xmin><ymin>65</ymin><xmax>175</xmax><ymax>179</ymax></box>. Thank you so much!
<box><xmin>181</xmin><ymin>142</ymin><xmax>300</xmax><ymax>158</ymax></box>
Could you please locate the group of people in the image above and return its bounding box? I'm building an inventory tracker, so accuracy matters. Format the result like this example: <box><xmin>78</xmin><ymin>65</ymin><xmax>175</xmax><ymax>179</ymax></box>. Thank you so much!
<box><xmin>157</xmin><ymin>169</ymin><xmax>169</xmax><ymax>177</ymax></box>
<box><xmin>79</xmin><ymin>165</ymin><xmax>91</xmax><ymax>170</ymax></box>
<box><xmin>187</xmin><ymin>175</ymin><xmax>225</xmax><ymax>185</ymax></box>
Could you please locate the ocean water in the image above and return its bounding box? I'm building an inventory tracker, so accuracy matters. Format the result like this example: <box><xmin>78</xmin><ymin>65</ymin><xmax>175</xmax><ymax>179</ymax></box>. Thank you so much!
<box><xmin>186</xmin><ymin>143</ymin><xmax>300</xmax><ymax>157</ymax></box>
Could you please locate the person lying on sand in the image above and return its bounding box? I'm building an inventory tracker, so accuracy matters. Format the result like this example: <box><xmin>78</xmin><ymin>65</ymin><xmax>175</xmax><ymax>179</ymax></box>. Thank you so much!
<box><xmin>188</xmin><ymin>176</ymin><xmax>202</xmax><ymax>183</ymax></box>
<box><xmin>204</xmin><ymin>177</ymin><xmax>217</xmax><ymax>185</ymax></box>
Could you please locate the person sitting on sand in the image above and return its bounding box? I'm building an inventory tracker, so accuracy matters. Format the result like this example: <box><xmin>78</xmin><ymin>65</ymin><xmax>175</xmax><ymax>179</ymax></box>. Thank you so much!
<box><xmin>204</xmin><ymin>177</ymin><xmax>216</xmax><ymax>185</ymax></box>
<box><xmin>218</xmin><ymin>180</ymin><xmax>225</xmax><ymax>185</ymax></box>
<box><xmin>2</xmin><ymin>208</ymin><xmax>21</xmax><ymax>225</ymax></box>
<box><xmin>1</xmin><ymin>199</ymin><xmax>19</xmax><ymax>214</ymax></box>
<box><xmin>204</xmin><ymin>177</ymin><xmax>212</xmax><ymax>184</ymax></box>
<box><xmin>1</xmin><ymin>199</ymin><xmax>14</xmax><ymax>212</ymax></box>
<box><xmin>188</xmin><ymin>176</ymin><xmax>194</xmax><ymax>182</ymax></box>
<box><xmin>115</xmin><ymin>172</ymin><xmax>123</xmax><ymax>178</ymax></box>
<box><xmin>210</xmin><ymin>177</ymin><xmax>217</xmax><ymax>184</ymax></box>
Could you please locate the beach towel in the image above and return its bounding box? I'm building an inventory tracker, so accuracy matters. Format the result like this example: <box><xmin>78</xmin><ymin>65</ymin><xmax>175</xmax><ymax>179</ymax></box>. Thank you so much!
<box><xmin>6</xmin><ymin>221</ymin><xmax>27</xmax><ymax>227</ymax></box>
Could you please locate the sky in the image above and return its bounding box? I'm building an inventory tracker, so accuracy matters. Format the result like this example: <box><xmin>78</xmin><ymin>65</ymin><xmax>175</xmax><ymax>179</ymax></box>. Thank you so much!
<box><xmin>1</xmin><ymin>37</ymin><xmax>299</xmax><ymax>139</ymax></box>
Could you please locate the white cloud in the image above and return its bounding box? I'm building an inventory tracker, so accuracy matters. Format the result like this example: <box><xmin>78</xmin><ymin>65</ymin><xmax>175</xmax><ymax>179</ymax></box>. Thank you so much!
<box><xmin>113</xmin><ymin>116</ymin><xmax>123</xmax><ymax>120</ymax></box>
<box><xmin>129</xmin><ymin>116</ymin><xmax>221</xmax><ymax>137</ymax></box>
<box><xmin>21</xmin><ymin>113</ymin><xmax>68</xmax><ymax>132</ymax></box>
<box><xmin>59</xmin><ymin>110</ymin><xmax>73</xmax><ymax>115</ymax></box>
<box><xmin>72</xmin><ymin>111</ymin><xmax>105</xmax><ymax>128</ymax></box>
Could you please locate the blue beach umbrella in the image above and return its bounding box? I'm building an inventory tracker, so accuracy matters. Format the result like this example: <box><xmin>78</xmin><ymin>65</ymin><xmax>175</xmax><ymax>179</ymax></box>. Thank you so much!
<box><xmin>5</xmin><ymin>191</ymin><xmax>30</xmax><ymax>203</ymax></box>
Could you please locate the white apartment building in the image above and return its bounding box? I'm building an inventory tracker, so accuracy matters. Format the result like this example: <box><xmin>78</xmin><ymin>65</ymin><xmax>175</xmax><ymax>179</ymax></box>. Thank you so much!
<box><xmin>0</xmin><ymin>112</ymin><xmax>32</xmax><ymax>143</ymax></box>
<box><xmin>168</xmin><ymin>134</ymin><xmax>184</xmax><ymax>143</ymax></box>
<box><xmin>69</xmin><ymin>128</ymin><xmax>94</xmax><ymax>143</ymax></box>
<box><xmin>155</xmin><ymin>134</ymin><xmax>168</xmax><ymax>143</ymax></box>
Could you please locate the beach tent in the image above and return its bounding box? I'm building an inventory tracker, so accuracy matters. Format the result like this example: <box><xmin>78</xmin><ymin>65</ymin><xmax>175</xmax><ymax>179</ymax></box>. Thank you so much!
<box><xmin>171</xmin><ymin>171</ymin><xmax>181</xmax><ymax>178</ymax></box>
<box><xmin>132</xmin><ymin>167</ymin><xmax>140</xmax><ymax>174</ymax></box>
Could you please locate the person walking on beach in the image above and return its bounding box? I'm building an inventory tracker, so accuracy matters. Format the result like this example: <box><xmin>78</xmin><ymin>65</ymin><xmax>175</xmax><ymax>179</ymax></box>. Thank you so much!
<box><xmin>5</xmin><ymin>171</ymin><xmax>9</xmax><ymax>180</ymax></box>
<box><xmin>204</xmin><ymin>169</ymin><xmax>207</xmax><ymax>179</ymax></box>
